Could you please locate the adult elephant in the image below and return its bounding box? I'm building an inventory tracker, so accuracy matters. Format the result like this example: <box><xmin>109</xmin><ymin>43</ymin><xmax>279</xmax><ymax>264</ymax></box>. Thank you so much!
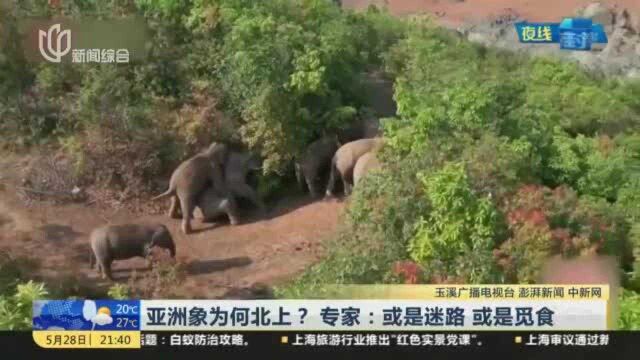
<box><xmin>353</xmin><ymin>151</ymin><xmax>382</xmax><ymax>187</ymax></box>
<box><xmin>325</xmin><ymin>137</ymin><xmax>384</xmax><ymax>197</ymax></box>
<box><xmin>295</xmin><ymin>135</ymin><xmax>340</xmax><ymax>198</ymax></box>
<box><xmin>153</xmin><ymin>142</ymin><xmax>229</xmax><ymax>235</ymax></box>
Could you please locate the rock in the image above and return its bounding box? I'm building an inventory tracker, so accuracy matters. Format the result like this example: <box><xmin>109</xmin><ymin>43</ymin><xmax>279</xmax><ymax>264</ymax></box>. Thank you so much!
<box><xmin>615</xmin><ymin>9</ymin><xmax>640</xmax><ymax>33</ymax></box>
<box><xmin>467</xmin><ymin>30</ymin><xmax>496</xmax><ymax>46</ymax></box>
<box><xmin>459</xmin><ymin>4</ymin><xmax>640</xmax><ymax>79</ymax></box>
<box><xmin>626</xmin><ymin>67</ymin><xmax>640</xmax><ymax>79</ymax></box>
<box><xmin>580</xmin><ymin>2</ymin><xmax>614</xmax><ymax>28</ymax></box>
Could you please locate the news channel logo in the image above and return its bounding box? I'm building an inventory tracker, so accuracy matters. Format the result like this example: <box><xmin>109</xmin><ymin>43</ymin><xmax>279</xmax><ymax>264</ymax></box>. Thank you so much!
<box><xmin>21</xmin><ymin>19</ymin><xmax>149</xmax><ymax>63</ymax></box>
<box><xmin>515</xmin><ymin>17</ymin><xmax>608</xmax><ymax>51</ymax></box>
<box><xmin>33</xmin><ymin>300</ymin><xmax>140</xmax><ymax>331</ymax></box>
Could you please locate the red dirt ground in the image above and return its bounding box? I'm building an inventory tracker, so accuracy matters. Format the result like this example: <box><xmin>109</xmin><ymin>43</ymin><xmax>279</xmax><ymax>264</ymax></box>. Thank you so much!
<box><xmin>344</xmin><ymin>0</ymin><xmax>640</xmax><ymax>27</ymax></box>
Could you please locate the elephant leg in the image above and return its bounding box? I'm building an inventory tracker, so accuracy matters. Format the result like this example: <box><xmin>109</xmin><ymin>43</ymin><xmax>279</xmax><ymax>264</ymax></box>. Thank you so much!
<box><xmin>222</xmin><ymin>198</ymin><xmax>240</xmax><ymax>225</ymax></box>
<box><xmin>325</xmin><ymin>163</ymin><xmax>338</xmax><ymax>198</ymax></box>
<box><xmin>306</xmin><ymin>175</ymin><xmax>318</xmax><ymax>198</ymax></box>
<box><xmin>168</xmin><ymin>196</ymin><xmax>180</xmax><ymax>219</ymax></box>
<box><xmin>342</xmin><ymin>164</ymin><xmax>355</xmax><ymax>196</ymax></box>
<box><xmin>179</xmin><ymin>194</ymin><xmax>196</xmax><ymax>235</ymax></box>
<box><xmin>343</xmin><ymin>179</ymin><xmax>353</xmax><ymax>196</ymax></box>
<box><xmin>295</xmin><ymin>163</ymin><xmax>306</xmax><ymax>192</ymax></box>
<box><xmin>145</xmin><ymin>257</ymin><xmax>153</xmax><ymax>270</ymax></box>
<box><xmin>100</xmin><ymin>260</ymin><xmax>113</xmax><ymax>281</ymax></box>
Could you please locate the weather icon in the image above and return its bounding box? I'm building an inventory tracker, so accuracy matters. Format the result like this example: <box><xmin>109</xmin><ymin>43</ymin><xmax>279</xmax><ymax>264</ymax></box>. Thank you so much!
<box><xmin>82</xmin><ymin>300</ymin><xmax>113</xmax><ymax>330</ymax></box>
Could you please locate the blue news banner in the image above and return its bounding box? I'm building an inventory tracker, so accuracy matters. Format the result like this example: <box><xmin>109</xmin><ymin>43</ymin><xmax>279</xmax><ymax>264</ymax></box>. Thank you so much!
<box><xmin>33</xmin><ymin>299</ymin><xmax>607</xmax><ymax>331</ymax></box>
<box><xmin>33</xmin><ymin>300</ymin><xmax>140</xmax><ymax>331</ymax></box>
<box><xmin>515</xmin><ymin>17</ymin><xmax>608</xmax><ymax>51</ymax></box>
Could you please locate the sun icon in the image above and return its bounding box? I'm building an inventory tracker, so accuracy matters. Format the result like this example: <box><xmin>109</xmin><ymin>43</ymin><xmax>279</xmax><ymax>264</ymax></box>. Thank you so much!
<box><xmin>97</xmin><ymin>307</ymin><xmax>111</xmax><ymax>316</ymax></box>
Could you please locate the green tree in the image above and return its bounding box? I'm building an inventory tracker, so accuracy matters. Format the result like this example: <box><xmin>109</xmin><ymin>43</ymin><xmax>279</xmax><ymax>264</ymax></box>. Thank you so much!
<box><xmin>409</xmin><ymin>163</ymin><xmax>501</xmax><ymax>283</ymax></box>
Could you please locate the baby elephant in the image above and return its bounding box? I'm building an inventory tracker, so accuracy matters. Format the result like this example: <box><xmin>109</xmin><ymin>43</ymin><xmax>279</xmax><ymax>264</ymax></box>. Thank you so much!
<box><xmin>326</xmin><ymin>137</ymin><xmax>384</xmax><ymax>197</ymax></box>
<box><xmin>196</xmin><ymin>187</ymin><xmax>240</xmax><ymax>225</ymax></box>
<box><xmin>89</xmin><ymin>224</ymin><xmax>176</xmax><ymax>281</ymax></box>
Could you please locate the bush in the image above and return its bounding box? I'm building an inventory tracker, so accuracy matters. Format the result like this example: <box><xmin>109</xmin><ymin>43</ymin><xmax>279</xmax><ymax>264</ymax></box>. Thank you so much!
<box><xmin>0</xmin><ymin>281</ymin><xmax>48</xmax><ymax>330</ymax></box>
<box><xmin>495</xmin><ymin>185</ymin><xmax>630</xmax><ymax>283</ymax></box>
<box><xmin>0</xmin><ymin>252</ymin><xmax>39</xmax><ymax>296</ymax></box>
<box><xmin>548</xmin><ymin>133</ymin><xmax>637</xmax><ymax>200</ymax></box>
<box><xmin>108</xmin><ymin>284</ymin><xmax>131</xmax><ymax>300</ymax></box>
<box><xmin>521</xmin><ymin>58</ymin><xmax>636</xmax><ymax>136</ymax></box>
<box><xmin>409</xmin><ymin>163</ymin><xmax>502</xmax><ymax>283</ymax></box>
<box><xmin>629</xmin><ymin>224</ymin><xmax>640</xmax><ymax>291</ymax></box>
<box><xmin>618</xmin><ymin>289</ymin><xmax>640</xmax><ymax>330</ymax></box>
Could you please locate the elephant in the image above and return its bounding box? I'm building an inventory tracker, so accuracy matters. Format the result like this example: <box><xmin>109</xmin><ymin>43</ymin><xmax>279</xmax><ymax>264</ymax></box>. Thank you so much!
<box><xmin>325</xmin><ymin>137</ymin><xmax>384</xmax><ymax>197</ymax></box>
<box><xmin>353</xmin><ymin>151</ymin><xmax>382</xmax><ymax>187</ymax></box>
<box><xmin>89</xmin><ymin>223</ymin><xmax>176</xmax><ymax>281</ymax></box>
<box><xmin>153</xmin><ymin>142</ymin><xmax>229</xmax><ymax>234</ymax></box>
<box><xmin>195</xmin><ymin>186</ymin><xmax>240</xmax><ymax>225</ymax></box>
<box><xmin>294</xmin><ymin>135</ymin><xmax>340</xmax><ymax>198</ymax></box>
<box><xmin>224</xmin><ymin>150</ymin><xmax>265</xmax><ymax>212</ymax></box>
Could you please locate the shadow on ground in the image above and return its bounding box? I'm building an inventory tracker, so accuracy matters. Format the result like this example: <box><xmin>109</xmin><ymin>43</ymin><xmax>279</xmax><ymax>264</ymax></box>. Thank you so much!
<box><xmin>220</xmin><ymin>282</ymin><xmax>275</xmax><ymax>299</ymax></box>
<box><xmin>186</xmin><ymin>256</ymin><xmax>252</xmax><ymax>275</ymax></box>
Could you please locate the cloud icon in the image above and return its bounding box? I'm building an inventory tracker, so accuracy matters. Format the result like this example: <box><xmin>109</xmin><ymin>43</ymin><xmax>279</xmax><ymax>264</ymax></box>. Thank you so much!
<box><xmin>82</xmin><ymin>300</ymin><xmax>113</xmax><ymax>330</ymax></box>
<box><xmin>82</xmin><ymin>300</ymin><xmax>97</xmax><ymax>321</ymax></box>
<box><xmin>93</xmin><ymin>310</ymin><xmax>113</xmax><ymax>326</ymax></box>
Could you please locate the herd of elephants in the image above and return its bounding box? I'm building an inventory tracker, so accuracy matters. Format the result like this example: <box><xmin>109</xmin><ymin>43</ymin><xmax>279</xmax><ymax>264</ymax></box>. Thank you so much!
<box><xmin>88</xmin><ymin>116</ymin><xmax>384</xmax><ymax>280</ymax></box>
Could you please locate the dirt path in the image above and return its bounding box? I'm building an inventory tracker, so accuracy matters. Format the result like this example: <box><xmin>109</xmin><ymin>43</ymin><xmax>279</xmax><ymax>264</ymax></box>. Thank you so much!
<box><xmin>0</xmin><ymin>155</ymin><xmax>345</xmax><ymax>299</ymax></box>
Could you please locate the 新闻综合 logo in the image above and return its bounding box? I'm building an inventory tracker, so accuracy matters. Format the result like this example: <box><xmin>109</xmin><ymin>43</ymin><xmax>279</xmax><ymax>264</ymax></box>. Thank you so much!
<box><xmin>39</xmin><ymin>23</ymin><xmax>71</xmax><ymax>63</ymax></box>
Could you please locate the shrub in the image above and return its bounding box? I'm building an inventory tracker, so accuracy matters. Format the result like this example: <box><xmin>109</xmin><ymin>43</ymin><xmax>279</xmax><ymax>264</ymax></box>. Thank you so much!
<box><xmin>495</xmin><ymin>223</ymin><xmax>553</xmax><ymax>283</ymax></box>
<box><xmin>548</xmin><ymin>133</ymin><xmax>636</xmax><ymax>200</ymax></box>
<box><xmin>521</xmin><ymin>58</ymin><xmax>635</xmax><ymax>136</ymax></box>
<box><xmin>618</xmin><ymin>289</ymin><xmax>640</xmax><ymax>330</ymax></box>
<box><xmin>0</xmin><ymin>252</ymin><xmax>39</xmax><ymax>296</ymax></box>
<box><xmin>409</xmin><ymin>163</ymin><xmax>502</xmax><ymax>283</ymax></box>
<box><xmin>0</xmin><ymin>281</ymin><xmax>48</xmax><ymax>330</ymax></box>
<box><xmin>495</xmin><ymin>185</ymin><xmax>630</xmax><ymax>283</ymax></box>
<box><xmin>629</xmin><ymin>224</ymin><xmax>640</xmax><ymax>291</ymax></box>
<box><xmin>108</xmin><ymin>284</ymin><xmax>131</xmax><ymax>300</ymax></box>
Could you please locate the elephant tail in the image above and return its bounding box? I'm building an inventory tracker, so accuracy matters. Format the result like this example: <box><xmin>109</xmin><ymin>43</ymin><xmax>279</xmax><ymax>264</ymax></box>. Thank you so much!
<box><xmin>152</xmin><ymin>187</ymin><xmax>175</xmax><ymax>201</ymax></box>
<box><xmin>89</xmin><ymin>248</ymin><xmax>95</xmax><ymax>269</ymax></box>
